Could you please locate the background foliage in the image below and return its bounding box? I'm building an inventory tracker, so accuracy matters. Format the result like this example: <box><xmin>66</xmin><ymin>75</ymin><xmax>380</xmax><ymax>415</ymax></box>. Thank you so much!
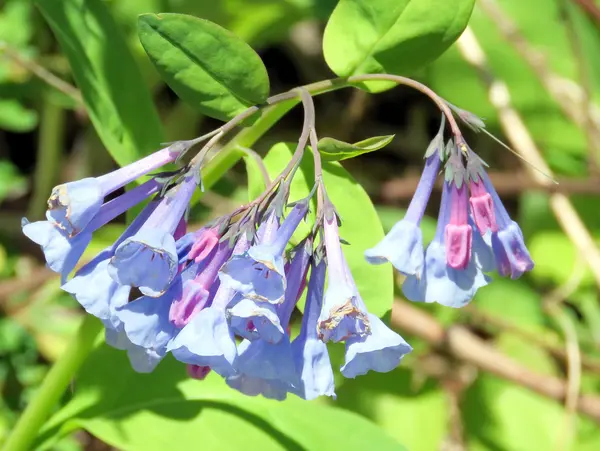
<box><xmin>1</xmin><ymin>0</ymin><xmax>600</xmax><ymax>449</ymax></box>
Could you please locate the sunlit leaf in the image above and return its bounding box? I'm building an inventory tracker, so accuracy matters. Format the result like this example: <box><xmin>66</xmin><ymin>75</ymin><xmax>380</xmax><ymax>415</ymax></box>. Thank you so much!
<box><xmin>323</xmin><ymin>0</ymin><xmax>475</xmax><ymax>91</ymax></box>
<box><xmin>138</xmin><ymin>13</ymin><xmax>270</xmax><ymax>121</ymax></box>
<box><xmin>37</xmin><ymin>344</ymin><xmax>406</xmax><ymax>451</ymax></box>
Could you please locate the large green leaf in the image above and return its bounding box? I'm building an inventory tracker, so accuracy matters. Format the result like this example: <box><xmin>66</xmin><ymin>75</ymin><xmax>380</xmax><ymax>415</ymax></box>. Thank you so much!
<box><xmin>248</xmin><ymin>143</ymin><xmax>393</xmax><ymax>317</ymax></box>
<box><xmin>37</xmin><ymin>343</ymin><xmax>405</xmax><ymax>450</ymax></box>
<box><xmin>138</xmin><ymin>13</ymin><xmax>270</xmax><ymax>121</ymax></box>
<box><xmin>323</xmin><ymin>0</ymin><xmax>475</xmax><ymax>90</ymax></box>
<box><xmin>35</xmin><ymin>0</ymin><xmax>164</xmax><ymax>166</ymax></box>
<box><xmin>462</xmin><ymin>374</ymin><xmax>564</xmax><ymax>451</ymax></box>
<box><xmin>336</xmin><ymin>367</ymin><xmax>448</xmax><ymax>451</ymax></box>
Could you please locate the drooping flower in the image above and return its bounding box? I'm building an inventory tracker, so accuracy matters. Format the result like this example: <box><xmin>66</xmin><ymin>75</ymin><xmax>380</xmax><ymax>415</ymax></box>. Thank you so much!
<box><xmin>481</xmin><ymin>175</ymin><xmax>534</xmax><ymax>278</ymax></box>
<box><xmin>226</xmin><ymin>295</ymin><xmax>284</xmax><ymax>343</ymax></box>
<box><xmin>341</xmin><ymin>310</ymin><xmax>412</xmax><ymax>378</ymax></box>
<box><xmin>168</xmin><ymin>239</ymin><xmax>233</xmax><ymax>327</ymax></box>
<box><xmin>219</xmin><ymin>201</ymin><xmax>309</xmax><ymax>304</ymax></box>
<box><xmin>23</xmin><ymin>180</ymin><xmax>160</xmax><ymax>281</ymax></box>
<box><xmin>105</xmin><ymin>328</ymin><xmax>163</xmax><ymax>373</ymax></box>
<box><xmin>46</xmin><ymin>146</ymin><xmax>176</xmax><ymax>236</ymax></box>
<box><xmin>226</xmin><ymin>238</ymin><xmax>312</xmax><ymax>399</ymax></box>
<box><xmin>445</xmin><ymin>181</ymin><xmax>472</xmax><ymax>270</ymax></box>
<box><xmin>365</xmin><ymin>153</ymin><xmax>440</xmax><ymax>276</ymax></box>
<box><xmin>167</xmin><ymin>234</ymin><xmax>251</xmax><ymax>377</ymax></box>
<box><xmin>468</xmin><ymin>150</ymin><xmax>533</xmax><ymax>278</ymax></box>
<box><xmin>402</xmin><ymin>181</ymin><xmax>491</xmax><ymax>308</ymax></box>
<box><xmin>318</xmin><ymin>213</ymin><xmax>370</xmax><ymax>342</ymax></box>
<box><xmin>108</xmin><ymin>175</ymin><xmax>198</xmax><ymax>297</ymax></box>
<box><xmin>290</xmin><ymin>259</ymin><xmax>336</xmax><ymax>400</ymax></box>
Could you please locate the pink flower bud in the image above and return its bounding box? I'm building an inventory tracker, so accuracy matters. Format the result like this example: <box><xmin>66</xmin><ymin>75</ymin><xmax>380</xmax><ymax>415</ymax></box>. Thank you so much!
<box><xmin>445</xmin><ymin>224</ymin><xmax>472</xmax><ymax>269</ymax></box>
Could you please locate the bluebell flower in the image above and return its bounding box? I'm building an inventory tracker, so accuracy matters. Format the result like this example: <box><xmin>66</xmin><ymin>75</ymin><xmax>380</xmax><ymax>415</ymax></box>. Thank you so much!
<box><xmin>403</xmin><ymin>182</ymin><xmax>491</xmax><ymax>308</ymax></box>
<box><xmin>468</xmin><ymin>175</ymin><xmax>497</xmax><ymax>236</ymax></box>
<box><xmin>168</xmin><ymin>240</ymin><xmax>233</xmax><ymax>327</ymax></box>
<box><xmin>445</xmin><ymin>181</ymin><xmax>472</xmax><ymax>270</ymax></box>
<box><xmin>62</xmin><ymin>205</ymin><xmax>156</xmax><ymax>328</ymax></box>
<box><xmin>168</xmin><ymin>235</ymin><xmax>251</xmax><ymax>377</ymax></box>
<box><xmin>108</xmin><ymin>175</ymin><xmax>198</xmax><ymax>297</ymax></box>
<box><xmin>341</xmin><ymin>313</ymin><xmax>412</xmax><ymax>378</ymax></box>
<box><xmin>365</xmin><ymin>154</ymin><xmax>440</xmax><ymax>276</ymax></box>
<box><xmin>116</xmin><ymin>233</ymin><xmax>233</xmax><ymax>366</ymax></box>
<box><xmin>226</xmin><ymin>295</ymin><xmax>284</xmax><ymax>343</ymax></box>
<box><xmin>481</xmin><ymin>175</ymin><xmax>534</xmax><ymax>279</ymax></box>
<box><xmin>23</xmin><ymin>179</ymin><xmax>160</xmax><ymax>281</ymax></box>
<box><xmin>46</xmin><ymin>146</ymin><xmax>175</xmax><ymax>236</ymax></box>
<box><xmin>105</xmin><ymin>329</ymin><xmax>163</xmax><ymax>373</ymax></box>
<box><xmin>225</xmin><ymin>373</ymin><xmax>289</xmax><ymax>400</ymax></box>
<box><xmin>229</xmin><ymin>239</ymin><xmax>312</xmax><ymax>397</ymax></box>
<box><xmin>291</xmin><ymin>260</ymin><xmax>335</xmax><ymax>400</ymax></box>
<box><xmin>22</xmin><ymin>220</ymin><xmax>92</xmax><ymax>283</ymax></box>
<box><xmin>115</xmin><ymin>280</ymin><xmax>183</xmax><ymax>364</ymax></box>
<box><xmin>219</xmin><ymin>201</ymin><xmax>308</xmax><ymax>304</ymax></box>
<box><xmin>318</xmin><ymin>214</ymin><xmax>370</xmax><ymax>342</ymax></box>
<box><xmin>63</xmin><ymin>253</ymin><xmax>129</xmax><ymax>327</ymax></box>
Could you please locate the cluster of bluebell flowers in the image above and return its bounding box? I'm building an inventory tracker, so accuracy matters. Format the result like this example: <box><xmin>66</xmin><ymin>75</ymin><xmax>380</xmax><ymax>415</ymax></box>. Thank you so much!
<box><xmin>366</xmin><ymin>114</ymin><xmax>534</xmax><ymax>308</ymax></box>
<box><xmin>23</xmin><ymin>92</ymin><xmax>533</xmax><ymax>400</ymax></box>
<box><xmin>23</xmin><ymin>130</ymin><xmax>414</xmax><ymax>400</ymax></box>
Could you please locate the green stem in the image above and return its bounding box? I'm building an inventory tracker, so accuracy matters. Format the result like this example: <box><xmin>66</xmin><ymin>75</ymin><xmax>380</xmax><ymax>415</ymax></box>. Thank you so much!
<box><xmin>27</xmin><ymin>97</ymin><xmax>65</xmax><ymax>218</ymax></box>
<box><xmin>2</xmin><ymin>316</ymin><xmax>102</xmax><ymax>451</ymax></box>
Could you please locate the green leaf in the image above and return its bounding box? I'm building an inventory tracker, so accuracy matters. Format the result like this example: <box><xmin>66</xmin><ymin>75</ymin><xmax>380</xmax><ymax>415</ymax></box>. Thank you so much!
<box><xmin>251</xmin><ymin>143</ymin><xmax>393</xmax><ymax>317</ymax></box>
<box><xmin>35</xmin><ymin>0</ymin><xmax>164</xmax><ymax>166</ymax></box>
<box><xmin>336</xmin><ymin>367</ymin><xmax>447</xmax><ymax>451</ymax></box>
<box><xmin>138</xmin><ymin>13</ymin><xmax>270</xmax><ymax>121</ymax></box>
<box><xmin>463</xmin><ymin>374</ymin><xmax>564</xmax><ymax>451</ymax></box>
<box><xmin>323</xmin><ymin>0</ymin><xmax>475</xmax><ymax>91</ymax></box>
<box><xmin>318</xmin><ymin>135</ymin><xmax>395</xmax><ymax>161</ymax></box>
<box><xmin>38</xmin><ymin>344</ymin><xmax>405</xmax><ymax>451</ymax></box>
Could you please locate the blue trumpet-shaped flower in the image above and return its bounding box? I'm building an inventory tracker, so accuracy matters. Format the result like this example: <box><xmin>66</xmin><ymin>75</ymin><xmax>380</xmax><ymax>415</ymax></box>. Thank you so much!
<box><xmin>62</xmin><ymin>202</ymin><xmax>156</xmax><ymax>328</ymax></box>
<box><xmin>219</xmin><ymin>202</ymin><xmax>308</xmax><ymax>304</ymax></box>
<box><xmin>24</xmin><ymin>180</ymin><xmax>160</xmax><ymax>281</ymax></box>
<box><xmin>341</xmin><ymin>313</ymin><xmax>412</xmax><ymax>378</ymax></box>
<box><xmin>481</xmin><ymin>175</ymin><xmax>534</xmax><ymax>279</ymax></box>
<box><xmin>46</xmin><ymin>146</ymin><xmax>176</xmax><ymax>236</ymax></box>
<box><xmin>225</xmin><ymin>373</ymin><xmax>289</xmax><ymax>401</ymax></box>
<box><xmin>365</xmin><ymin>154</ymin><xmax>440</xmax><ymax>276</ymax></box>
<box><xmin>403</xmin><ymin>182</ymin><xmax>490</xmax><ymax>308</ymax></box>
<box><xmin>229</xmin><ymin>239</ymin><xmax>312</xmax><ymax>398</ymax></box>
<box><xmin>109</xmin><ymin>175</ymin><xmax>197</xmax><ymax>297</ymax></box>
<box><xmin>291</xmin><ymin>260</ymin><xmax>336</xmax><ymax>400</ymax></box>
<box><xmin>105</xmin><ymin>328</ymin><xmax>163</xmax><ymax>374</ymax></box>
<box><xmin>22</xmin><ymin>220</ymin><xmax>92</xmax><ymax>283</ymax></box>
<box><xmin>226</xmin><ymin>296</ymin><xmax>284</xmax><ymax>343</ymax></box>
<box><xmin>169</xmin><ymin>235</ymin><xmax>251</xmax><ymax>377</ymax></box>
<box><xmin>168</xmin><ymin>240</ymin><xmax>233</xmax><ymax>327</ymax></box>
<box><xmin>318</xmin><ymin>214</ymin><xmax>370</xmax><ymax>342</ymax></box>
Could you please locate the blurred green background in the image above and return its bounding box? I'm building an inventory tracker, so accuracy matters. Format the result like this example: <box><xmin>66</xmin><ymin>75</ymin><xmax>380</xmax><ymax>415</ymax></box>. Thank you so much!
<box><xmin>1</xmin><ymin>0</ymin><xmax>600</xmax><ymax>449</ymax></box>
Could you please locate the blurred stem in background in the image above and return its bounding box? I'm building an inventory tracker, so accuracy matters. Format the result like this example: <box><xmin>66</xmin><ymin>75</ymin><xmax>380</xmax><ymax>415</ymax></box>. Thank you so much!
<box><xmin>26</xmin><ymin>97</ymin><xmax>65</xmax><ymax>219</ymax></box>
<box><xmin>1</xmin><ymin>316</ymin><xmax>102</xmax><ymax>451</ymax></box>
